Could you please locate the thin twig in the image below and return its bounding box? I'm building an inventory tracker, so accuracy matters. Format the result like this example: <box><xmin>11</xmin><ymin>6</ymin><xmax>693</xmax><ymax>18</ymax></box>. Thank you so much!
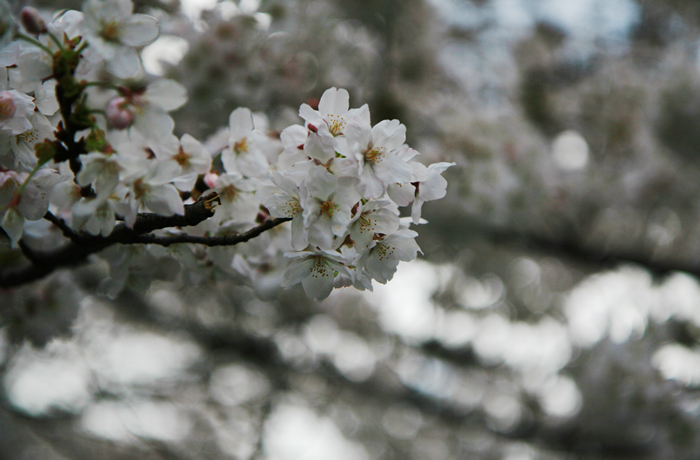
<box><xmin>128</xmin><ymin>217</ymin><xmax>290</xmax><ymax>247</ymax></box>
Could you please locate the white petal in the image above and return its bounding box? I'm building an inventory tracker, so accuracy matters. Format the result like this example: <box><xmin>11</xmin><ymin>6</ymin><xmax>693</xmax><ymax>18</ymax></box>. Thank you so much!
<box><xmin>359</xmin><ymin>166</ymin><xmax>384</xmax><ymax>199</ymax></box>
<box><xmin>228</xmin><ymin>107</ymin><xmax>254</xmax><ymax>140</ymax></box>
<box><xmin>303</xmin><ymin>129</ymin><xmax>335</xmax><ymax>163</ymax></box>
<box><xmin>344</xmin><ymin>118</ymin><xmax>371</xmax><ymax>150</ymax></box>
<box><xmin>172</xmin><ymin>171</ymin><xmax>198</xmax><ymax>191</ymax></box>
<box><xmin>282</xmin><ymin>257</ymin><xmax>315</xmax><ymax>287</ymax></box>
<box><xmin>372</xmin><ymin>119</ymin><xmax>406</xmax><ymax>151</ymax></box>
<box><xmin>374</xmin><ymin>153</ymin><xmax>412</xmax><ymax>186</ymax></box>
<box><xmin>298</xmin><ymin>103</ymin><xmax>322</xmax><ymax>125</ymax></box>
<box><xmin>301</xmin><ymin>258</ymin><xmax>335</xmax><ymax>300</ymax></box>
<box><xmin>318</xmin><ymin>87</ymin><xmax>349</xmax><ymax>116</ymax></box>
<box><xmin>35</xmin><ymin>80</ymin><xmax>59</xmax><ymax>116</ymax></box>
<box><xmin>1</xmin><ymin>208</ymin><xmax>24</xmax><ymax>247</ymax></box>
<box><xmin>290</xmin><ymin>214</ymin><xmax>309</xmax><ymax>251</ymax></box>
<box><xmin>145</xmin><ymin>79</ymin><xmax>187</xmax><ymax>112</ymax></box>
<box><xmin>387</xmin><ymin>182</ymin><xmax>415</xmax><ymax>206</ymax></box>
<box><xmin>419</xmin><ymin>174</ymin><xmax>448</xmax><ymax>202</ymax></box>
<box><xmin>280</xmin><ymin>124</ymin><xmax>307</xmax><ymax>149</ymax></box>
<box><xmin>346</xmin><ymin>104</ymin><xmax>370</xmax><ymax>125</ymax></box>
<box><xmin>144</xmin><ymin>184</ymin><xmax>184</xmax><ymax>216</ymax></box>
<box><xmin>133</xmin><ymin>107</ymin><xmax>175</xmax><ymax>139</ymax></box>
<box><xmin>121</xmin><ymin>14</ymin><xmax>159</xmax><ymax>47</ymax></box>
<box><xmin>106</xmin><ymin>46</ymin><xmax>140</xmax><ymax>78</ymax></box>
<box><xmin>411</xmin><ymin>198</ymin><xmax>425</xmax><ymax>224</ymax></box>
<box><xmin>304</xmin><ymin>166</ymin><xmax>337</xmax><ymax>202</ymax></box>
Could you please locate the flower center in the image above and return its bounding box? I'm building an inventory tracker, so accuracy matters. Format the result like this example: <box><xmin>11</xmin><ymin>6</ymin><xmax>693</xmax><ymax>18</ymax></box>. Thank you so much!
<box><xmin>319</xmin><ymin>199</ymin><xmax>338</xmax><ymax>218</ymax></box>
<box><xmin>233</xmin><ymin>138</ymin><xmax>249</xmax><ymax>154</ymax></box>
<box><xmin>174</xmin><ymin>146</ymin><xmax>190</xmax><ymax>168</ymax></box>
<box><xmin>100</xmin><ymin>20</ymin><xmax>123</xmax><ymax>42</ymax></box>
<box><xmin>18</xmin><ymin>128</ymin><xmax>39</xmax><ymax>144</ymax></box>
<box><xmin>284</xmin><ymin>198</ymin><xmax>302</xmax><ymax>217</ymax></box>
<box><xmin>326</xmin><ymin>115</ymin><xmax>345</xmax><ymax>136</ymax></box>
<box><xmin>364</xmin><ymin>147</ymin><xmax>383</xmax><ymax>164</ymax></box>
<box><xmin>220</xmin><ymin>184</ymin><xmax>239</xmax><ymax>202</ymax></box>
<box><xmin>133</xmin><ymin>178</ymin><xmax>150</xmax><ymax>199</ymax></box>
<box><xmin>310</xmin><ymin>256</ymin><xmax>328</xmax><ymax>277</ymax></box>
<box><xmin>359</xmin><ymin>215</ymin><xmax>376</xmax><ymax>232</ymax></box>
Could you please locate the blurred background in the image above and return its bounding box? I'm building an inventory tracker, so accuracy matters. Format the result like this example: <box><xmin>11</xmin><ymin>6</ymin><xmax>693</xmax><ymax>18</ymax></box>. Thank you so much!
<box><xmin>4</xmin><ymin>0</ymin><xmax>700</xmax><ymax>458</ymax></box>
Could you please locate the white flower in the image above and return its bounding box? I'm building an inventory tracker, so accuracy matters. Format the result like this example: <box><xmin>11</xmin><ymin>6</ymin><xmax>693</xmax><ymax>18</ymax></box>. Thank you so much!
<box><xmin>76</xmin><ymin>130</ymin><xmax>149</xmax><ymax>199</ymax></box>
<box><xmin>386</xmin><ymin>145</ymin><xmax>422</xmax><ymax>206</ymax></box>
<box><xmin>0</xmin><ymin>111</ymin><xmax>55</xmax><ymax>172</ymax></box>
<box><xmin>77</xmin><ymin>151</ymin><xmax>122</xmax><ymax>199</ymax></box>
<box><xmin>117</xmin><ymin>161</ymin><xmax>184</xmax><ymax>227</ymax></box>
<box><xmin>357</xmin><ymin>229</ymin><xmax>421</xmax><ymax>284</ymax></box>
<box><xmin>13</xmin><ymin>11</ymin><xmax>86</xmax><ymax>85</ymax></box>
<box><xmin>0</xmin><ymin>169</ymin><xmax>61</xmax><ymax>246</ymax></box>
<box><xmin>299</xmin><ymin>87</ymin><xmax>369</xmax><ymax>137</ymax></box>
<box><xmin>121</xmin><ymin>79</ymin><xmax>188</xmax><ymax>140</ymax></box>
<box><xmin>341</xmin><ymin>118</ymin><xmax>413</xmax><ymax>199</ymax></box>
<box><xmin>281</xmin><ymin>249</ymin><xmax>353</xmax><ymax>301</ymax></box>
<box><xmin>411</xmin><ymin>162</ymin><xmax>455</xmax><ymax>224</ymax></box>
<box><xmin>72</xmin><ymin>195</ymin><xmax>117</xmax><ymax>236</ymax></box>
<box><xmin>0</xmin><ymin>90</ymin><xmax>35</xmax><ymax>135</ymax></box>
<box><xmin>83</xmin><ymin>0</ymin><xmax>159</xmax><ymax>78</ymax></box>
<box><xmin>33</xmin><ymin>80</ymin><xmax>59</xmax><ymax>116</ymax></box>
<box><xmin>153</xmin><ymin>134</ymin><xmax>212</xmax><ymax>191</ymax></box>
<box><xmin>301</xmin><ymin>166</ymin><xmax>360</xmax><ymax>250</ymax></box>
<box><xmin>303</xmin><ymin>124</ymin><xmax>337</xmax><ymax>164</ymax></box>
<box><xmin>221</xmin><ymin>107</ymin><xmax>270</xmax><ymax>178</ymax></box>
<box><xmin>264</xmin><ymin>171</ymin><xmax>307</xmax><ymax>250</ymax></box>
<box><xmin>213</xmin><ymin>172</ymin><xmax>260</xmax><ymax>225</ymax></box>
<box><xmin>347</xmin><ymin>200</ymin><xmax>400</xmax><ymax>252</ymax></box>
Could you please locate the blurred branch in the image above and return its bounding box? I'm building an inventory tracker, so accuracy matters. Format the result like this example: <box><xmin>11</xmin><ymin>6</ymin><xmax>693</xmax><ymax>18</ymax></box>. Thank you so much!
<box><xmin>455</xmin><ymin>216</ymin><xmax>700</xmax><ymax>279</ymax></box>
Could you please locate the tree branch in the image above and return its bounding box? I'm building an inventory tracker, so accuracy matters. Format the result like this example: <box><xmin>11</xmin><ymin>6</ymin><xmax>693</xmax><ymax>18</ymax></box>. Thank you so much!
<box><xmin>128</xmin><ymin>217</ymin><xmax>291</xmax><ymax>247</ymax></box>
<box><xmin>435</xmin><ymin>215</ymin><xmax>700</xmax><ymax>280</ymax></box>
<box><xmin>0</xmin><ymin>199</ymin><xmax>289</xmax><ymax>288</ymax></box>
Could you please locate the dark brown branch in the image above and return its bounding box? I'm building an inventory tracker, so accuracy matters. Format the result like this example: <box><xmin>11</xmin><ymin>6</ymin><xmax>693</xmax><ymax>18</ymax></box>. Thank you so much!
<box><xmin>43</xmin><ymin>211</ymin><xmax>81</xmax><ymax>242</ymax></box>
<box><xmin>0</xmin><ymin>202</ymin><xmax>287</xmax><ymax>289</ymax></box>
<box><xmin>128</xmin><ymin>217</ymin><xmax>291</xmax><ymax>247</ymax></box>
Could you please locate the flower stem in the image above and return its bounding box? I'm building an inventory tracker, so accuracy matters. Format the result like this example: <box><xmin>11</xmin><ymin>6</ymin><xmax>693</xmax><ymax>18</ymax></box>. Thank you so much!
<box><xmin>47</xmin><ymin>31</ymin><xmax>63</xmax><ymax>49</ymax></box>
<box><xmin>14</xmin><ymin>33</ymin><xmax>53</xmax><ymax>56</ymax></box>
<box><xmin>83</xmin><ymin>81</ymin><xmax>119</xmax><ymax>90</ymax></box>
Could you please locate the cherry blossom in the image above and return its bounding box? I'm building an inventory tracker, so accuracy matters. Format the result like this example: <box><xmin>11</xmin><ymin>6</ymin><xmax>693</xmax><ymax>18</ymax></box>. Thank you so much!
<box><xmin>299</xmin><ymin>87</ymin><xmax>369</xmax><ymax>137</ymax></box>
<box><xmin>281</xmin><ymin>249</ymin><xmax>353</xmax><ymax>301</ymax></box>
<box><xmin>0</xmin><ymin>7</ymin><xmax>452</xmax><ymax>301</ymax></box>
<box><xmin>221</xmin><ymin>107</ymin><xmax>270</xmax><ymax>178</ymax></box>
<box><xmin>301</xmin><ymin>166</ymin><xmax>360</xmax><ymax>250</ymax></box>
<box><xmin>83</xmin><ymin>0</ymin><xmax>159</xmax><ymax>78</ymax></box>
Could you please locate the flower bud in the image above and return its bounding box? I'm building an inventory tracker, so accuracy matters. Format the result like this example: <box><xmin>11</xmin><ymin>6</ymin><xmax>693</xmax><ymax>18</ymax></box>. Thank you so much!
<box><xmin>0</xmin><ymin>91</ymin><xmax>16</xmax><ymax>122</ymax></box>
<box><xmin>20</xmin><ymin>7</ymin><xmax>47</xmax><ymax>35</ymax></box>
<box><xmin>106</xmin><ymin>97</ymin><xmax>133</xmax><ymax>129</ymax></box>
<box><xmin>203</xmin><ymin>172</ymin><xmax>219</xmax><ymax>189</ymax></box>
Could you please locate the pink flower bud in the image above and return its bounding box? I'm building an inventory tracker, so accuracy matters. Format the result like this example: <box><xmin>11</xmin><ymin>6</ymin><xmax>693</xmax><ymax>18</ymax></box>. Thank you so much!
<box><xmin>20</xmin><ymin>7</ymin><xmax>47</xmax><ymax>35</ymax></box>
<box><xmin>0</xmin><ymin>92</ymin><xmax>16</xmax><ymax>122</ymax></box>
<box><xmin>203</xmin><ymin>172</ymin><xmax>219</xmax><ymax>189</ymax></box>
<box><xmin>106</xmin><ymin>97</ymin><xmax>133</xmax><ymax>130</ymax></box>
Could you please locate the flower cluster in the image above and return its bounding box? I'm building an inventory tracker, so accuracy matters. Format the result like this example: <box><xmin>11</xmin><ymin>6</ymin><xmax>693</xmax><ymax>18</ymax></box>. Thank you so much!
<box><xmin>0</xmin><ymin>1</ymin><xmax>453</xmax><ymax>300</ymax></box>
